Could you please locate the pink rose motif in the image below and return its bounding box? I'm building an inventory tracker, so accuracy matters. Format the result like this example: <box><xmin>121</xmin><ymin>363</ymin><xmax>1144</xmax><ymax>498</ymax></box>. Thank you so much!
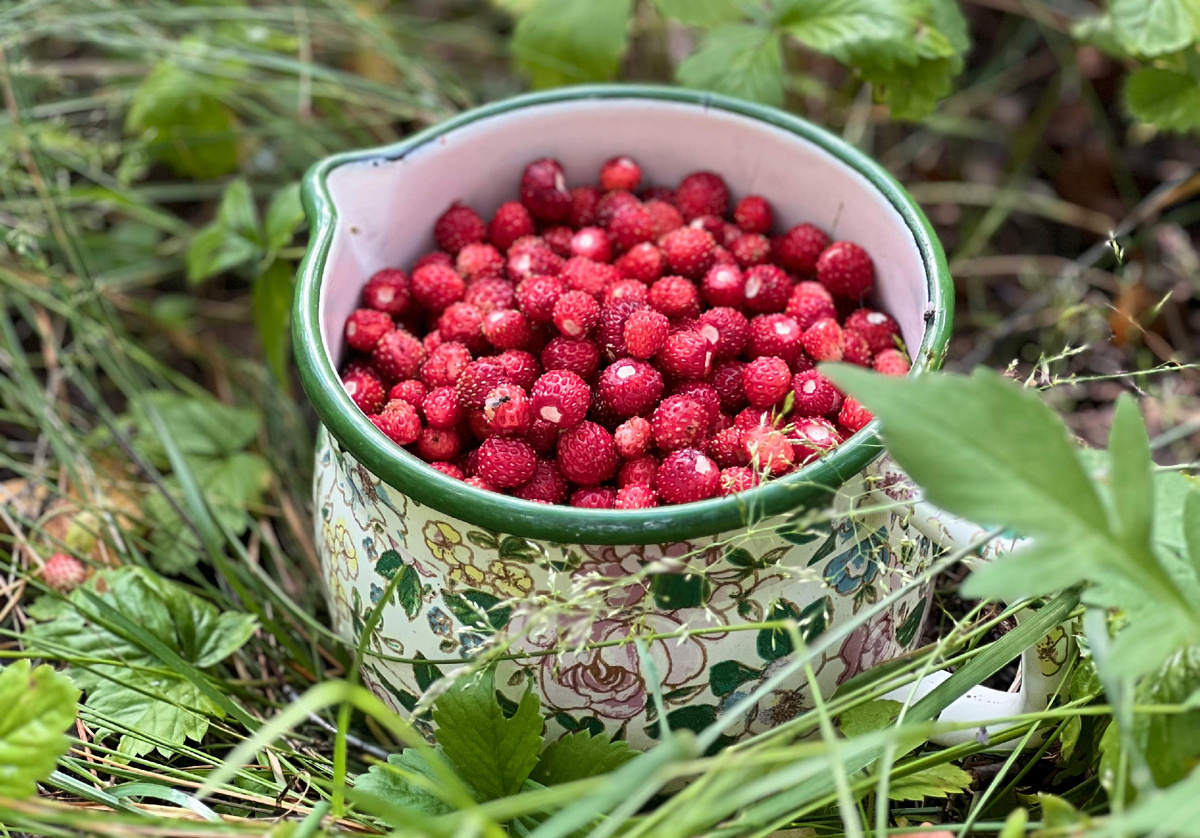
<box><xmin>575</xmin><ymin>542</ymin><xmax>723</xmax><ymax>610</ymax></box>
<box><xmin>836</xmin><ymin>612</ymin><xmax>896</xmax><ymax>685</ymax></box>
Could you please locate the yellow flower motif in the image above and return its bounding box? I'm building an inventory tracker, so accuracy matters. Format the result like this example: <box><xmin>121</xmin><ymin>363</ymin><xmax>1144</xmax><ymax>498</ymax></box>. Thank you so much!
<box><xmin>485</xmin><ymin>559</ymin><xmax>534</xmax><ymax>598</ymax></box>
<box><xmin>323</xmin><ymin>518</ymin><xmax>359</xmax><ymax>581</ymax></box>
<box><xmin>423</xmin><ymin>520</ymin><xmax>534</xmax><ymax>598</ymax></box>
<box><xmin>423</xmin><ymin>520</ymin><xmax>471</xmax><ymax>564</ymax></box>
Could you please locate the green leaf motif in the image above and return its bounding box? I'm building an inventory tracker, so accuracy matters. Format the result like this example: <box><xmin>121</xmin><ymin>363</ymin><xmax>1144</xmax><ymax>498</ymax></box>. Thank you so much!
<box><xmin>709</xmin><ymin>660</ymin><xmax>762</xmax><ymax>697</ymax></box>
<box><xmin>264</xmin><ymin>183</ymin><xmax>305</xmax><ymax>255</ymax></box>
<box><xmin>1126</xmin><ymin>68</ymin><xmax>1200</xmax><ymax>132</ymax></box>
<box><xmin>126</xmin><ymin>62</ymin><xmax>238</xmax><ymax>179</ymax></box>
<box><xmin>888</xmin><ymin>761</ymin><xmax>972</xmax><ymax>800</ymax></box>
<box><xmin>677</xmin><ymin>24</ymin><xmax>785</xmax><ymax>107</ymax></box>
<box><xmin>512</xmin><ymin>0</ymin><xmax>633</xmax><ymax>88</ymax></box>
<box><xmin>650</xmin><ymin>572</ymin><xmax>711</xmax><ymax>610</ymax></box>
<box><xmin>653</xmin><ymin>0</ymin><xmax>741</xmax><ymax>26</ymax></box>
<box><xmin>1110</xmin><ymin>0</ymin><xmax>1200</xmax><ymax>57</ymax></box>
<box><xmin>796</xmin><ymin>594</ymin><xmax>832</xmax><ymax>642</ymax></box>
<box><xmin>432</xmin><ymin>672</ymin><xmax>544</xmax><ymax>801</ymax></box>
<box><xmin>757</xmin><ymin>599</ymin><xmax>800</xmax><ymax>661</ymax></box>
<box><xmin>530</xmin><ymin>730</ymin><xmax>635</xmax><ymax>785</ymax></box>
<box><xmin>354</xmin><ymin>750</ymin><xmax>454</xmax><ymax>816</ymax></box>
<box><xmin>0</xmin><ymin>660</ymin><xmax>80</xmax><ymax>798</ymax></box>
<box><xmin>442</xmin><ymin>590</ymin><xmax>511</xmax><ymax>634</ymax></box>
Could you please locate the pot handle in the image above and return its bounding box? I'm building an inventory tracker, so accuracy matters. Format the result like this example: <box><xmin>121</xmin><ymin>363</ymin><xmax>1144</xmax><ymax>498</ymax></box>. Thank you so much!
<box><xmin>865</xmin><ymin>457</ymin><xmax>1072</xmax><ymax>749</ymax></box>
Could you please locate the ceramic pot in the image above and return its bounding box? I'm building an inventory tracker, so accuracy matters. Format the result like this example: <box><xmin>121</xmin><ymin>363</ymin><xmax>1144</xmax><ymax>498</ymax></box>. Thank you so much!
<box><xmin>295</xmin><ymin>85</ymin><xmax>1068</xmax><ymax>749</ymax></box>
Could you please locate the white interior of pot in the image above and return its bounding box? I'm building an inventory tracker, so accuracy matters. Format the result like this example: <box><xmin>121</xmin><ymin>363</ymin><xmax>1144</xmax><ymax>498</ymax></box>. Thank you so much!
<box><xmin>318</xmin><ymin>98</ymin><xmax>931</xmax><ymax>370</ymax></box>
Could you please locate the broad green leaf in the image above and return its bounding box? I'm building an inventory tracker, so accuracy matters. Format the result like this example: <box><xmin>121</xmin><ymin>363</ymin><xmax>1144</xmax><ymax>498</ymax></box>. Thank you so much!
<box><xmin>252</xmin><ymin>259</ymin><xmax>296</xmax><ymax>386</ymax></box>
<box><xmin>776</xmin><ymin>0</ymin><xmax>909</xmax><ymax>54</ymax></box>
<box><xmin>512</xmin><ymin>0</ymin><xmax>633</xmax><ymax>88</ymax></box>
<box><xmin>131</xmin><ymin>392</ymin><xmax>261</xmax><ymax>465</ymax></box>
<box><xmin>838</xmin><ymin>699</ymin><xmax>901</xmax><ymax>737</ymax></box>
<box><xmin>1039</xmin><ymin>793</ymin><xmax>1088</xmax><ymax>829</ymax></box>
<box><xmin>530</xmin><ymin>730</ymin><xmax>636</xmax><ymax>785</ymax></box>
<box><xmin>653</xmin><ymin>0</ymin><xmax>741</xmax><ymax>26</ymax></box>
<box><xmin>1185</xmin><ymin>490</ymin><xmax>1200</xmax><ymax>577</ymax></box>
<box><xmin>264</xmin><ymin>183</ymin><xmax>304</xmax><ymax>255</ymax></box>
<box><xmin>187</xmin><ymin>222</ymin><xmax>260</xmax><ymax>285</ymax></box>
<box><xmin>1126</xmin><ymin>68</ymin><xmax>1200</xmax><ymax>132</ymax></box>
<box><xmin>676</xmin><ymin>25</ymin><xmax>785</xmax><ymax>107</ymax></box>
<box><xmin>1108</xmin><ymin>394</ymin><xmax>1154</xmax><ymax>553</ymax></box>
<box><xmin>126</xmin><ymin>62</ymin><xmax>238</xmax><ymax>180</ymax></box>
<box><xmin>354</xmin><ymin>750</ymin><xmax>454</xmax><ymax>816</ymax></box>
<box><xmin>0</xmin><ymin>660</ymin><xmax>80</xmax><ymax>797</ymax></box>
<box><xmin>887</xmin><ymin>761</ymin><xmax>972</xmax><ymax>800</ymax></box>
<box><xmin>432</xmin><ymin>672</ymin><xmax>544</xmax><ymax>800</ymax></box>
<box><xmin>1071</xmin><ymin>13</ymin><xmax>1130</xmax><ymax>58</ymax></box>
<box><xmin>216</xmin><ymin>180</ymin><xmax>260</xmax><ymax>241</ymax></box>
<box><xmin>1110</xmin><ymin>0</ymin><xmax>1200</xmax><ymax>57</ymax></box>
<box><xmin>858</xmin><ymin>53</ymin><xmax>960</xmax><ymax>120</ymax></box>
<box><xmin>1099</xmin><ymin>765</ymin><xmax>1200</xmax><ymax>837</ymax></box>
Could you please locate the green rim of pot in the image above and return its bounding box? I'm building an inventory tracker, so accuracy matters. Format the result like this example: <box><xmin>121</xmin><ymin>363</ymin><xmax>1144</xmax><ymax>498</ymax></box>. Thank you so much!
<box><xmin>294</xmin><ymin>84</ymin><xmax>953</xmax><ymax>545</ymax></box>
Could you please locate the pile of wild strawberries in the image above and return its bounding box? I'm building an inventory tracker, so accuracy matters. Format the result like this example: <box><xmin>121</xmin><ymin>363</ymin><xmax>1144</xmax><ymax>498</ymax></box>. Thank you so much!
<box><xmin>339</xmin><ymin>156</ymin><xmax>910</xmax><ymax>509</ymax></box>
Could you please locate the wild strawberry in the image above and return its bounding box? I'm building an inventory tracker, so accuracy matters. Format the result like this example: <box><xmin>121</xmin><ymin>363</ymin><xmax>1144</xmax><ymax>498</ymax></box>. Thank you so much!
<box><xmin>362</xmin><ymin>268</ymin><xmax>412</xmax><ymax>316</ymax></box>
<box><xmin>599</xmin><ymin>155</ymin><xmax>642</xmax><ymax>192</ymax></box>
<box><xmin>792</xmin><ymin>369</ymin><xmax>843</xmax><ymax>417</ymax></box>
<box><xmin>657</xmin><ymin>329</ymin><xmax>713</xmax><ymax>379</ymax></box>
<box><xmin>489</xmin><ymin>201</ymin><xmax>536</xmax><ymax>251</ymax></box>
<box><xmin>657</xmin><ymin>448</ymin><xmax>721</xmax><ymax>504</ymax></box>
<box><xmin>608</xmin><ymin>201</ymin><xmax>656</xmax><ymax>251</ymax></box>
<box><xmin>371</xmin><ymin>399</ymin><xmax>421</xmax><ymax>445</ymax></box>
<box><xmin>516</xmin><ymin>275</ymin><xmax>564</xmax><ymax>323</ymax></box>
<box><xmin>41</xmin><ymin>553</ymin><xmax>86</xmax><ymax>592</ymax></box>
<box><xmin>616</xmin><ymin>483</ymin><xmax>659</xmax><ymax>509</ymax></box>
<box><xmin>697</xmin><ymin>307</ymin><xmax>749</xmax><ymax>360</ymax></box>
<box><xmin>413</xmin><ymin>251</ymin><xmax>453</xmax><ymax>271</ymax></box>
<box><xmin>733</xmin><ymin>195</ymin><xmax>773</xmax><ymax>234</ymax></box>
<box><xmin>844</xmin><ymin>308</ymin><xmax>901</xmax><ymax>353</ymax></box>
<box><xmin>411</xmin><ymin>263</ymin><xmax>465</xmax><ymax>312</ymax></box>
<box><xmin>701</xmin><ymin>263</ymin><xmax>745</xmax><ymax>308</ymax></box>
<box><xmin>800</xmin><ymin>318</ymin><xmax>845</xmax><ymax>362</ymax></box>
<box><xmin>731</xmin><ymin>233</ymin><xmax>772</xmax><ymax>268</ymax></box>
<box><xmin>542</xmin><ymin>226</ymin><xmax>573</xmax><ymax>258</ymax></box>
<box><xmin>743</xmin><ymin>426</ymin><xmax>795</xmax><ymax>475</ymax></box>
<box><xmin>743</xmin><ymin>356</ymin><xmax>792</xmax><ymax>408</ymax></box>
<box><xmin>492</xmin><ymin>351</ymin><xmax>537</xmax><ymax>391</ymax></box>
<box><xmin>475</xmin><ymin>436</ymin><xmax>537</xmax><ymax>487</ymax></box>
<box><xmin>417</xmin><ymin>427</ymin><xmax>462</xmax><ymax>461</ymax></box>
<box><xmin>483</xmin><ymin>309</ymin><xmax>532</xmax><ymax>351</ymax></box>
<box><xmin>712</xmin><ymin>244</ymin><xmax>737</xmax><ymax>266</ymax></box>
<box><xmin>614</xmin><ymin>242</ymin><xmax>665</xmax><ymax>283</ymax></box>
<box><xmin>671</xmin><ymin>381</ymin><xmax>721</xmax><ymax>429</ymax></box>
<box><xmin>570</xmin><ymin>226</ymin><xmax>613</xmax><ymax>263</ymax></box>
<box><xmin>560</xmin><ymin>258</ymin><xmax>620</xmax><ymax>299</ymax></box>
<box><xmin>596</xmin><ymin>190</ymin><xmax>640</xmax><ymax>227</ymax></box>
<box><xmin>344</xmin><ymin>309</ymin><xmax>393</xmax><ymax>353</ymax></box>
<box><xmin>531</xmin><ymin>369</ymin><xmax>591</xmax><ymax>427</ymax></box>
<box><xmin>596</xmin><ymin>358</ymin><xmax>662</xmax><ymax>417</ymax></box>
<box><xmin>523</xmin><ymin>417</ymin><xmax>557</xmax><ymax>455</ymax></box>
<box><xmin>456</xmin><ymin>243</ymin><xmax>505</xmax><ymax>282</ymax></box>
<box><xmin>513</xmin><ymin>459</ymin><xmax>569</xmax><ymax>504</ymax></box>
<box><xmin>541</xmin><ymin>336</ymin><xmax>601</xmax><ymax>381</ymax></box>
<box><xmin>389</xmin><ymin>379</ymin><xmax>427</xmax><ymax>407</ymax></box>
<box><xmin>430</xmin><ymin>461</ymin><xmax>465</xmax><ymax>480</ymax></box>
<box><xmin>520</xmin><ymin>158</ymin><xmax>571</xmax><ymax>223</ymax></box>
<box><xmin>597</xmin><ymin>298</ymin><xmax>646</xmax><ymax>360</ymax></box>
<box><xmin>735</xmin><ymin>406</ymin><xmax>773</xmax><ymax>429</ymax></box>
<box><xmin>651</xmin><ymin>395</ymin><xmax>709</xmax><ymax>451</ymax></box>
<box><xmin>618</xmin><ymin>455</ymin><xmax>659</xmax><ymax>489</ymax></box>
<box><xmin>464</xmin><ymin>476</ymin><xmax>497</xmax><ymax>492</ymax></box>
<box><xmin>571</xmin><ymin>486</ymin><xmax>617</xmax><ymax>508</ymax></box>
<box><xmin>373</xmin><ymin>329</ymin><xmax>426</xmax><ymax>381</ymax></box>
<box><xmin>507</xmin><ymin>240</ymin><xmax>563</xmax><ymax>281</ymax></box>
<box><xmin>843</xmin><ymin>329</ymin><xmax>873</xmax><ymax>366</ymax></box>
<box><xmin>688</xmin><ymin>214</ymin><xmax>723</xmax><ymax>238</ymax></box>
<box><xmin>456</xmin><ymin>358</ymin><xmax>509</xmax><ymax>410</ymax></box>
<box><xmin>792</xmin><ymin>417</ymin><xmax>843</xmax><ymax>463</ymax></box>
<box><xmin>587</xmin><ymin>397</ymin><xmax>625</xmax><ymax>431</ymax></box>
<box><xmin>466</xmin><ymin>409</ymin><xmax>492</xmax><ymax>440</ymax></box>
<box><xmin>746</xmin><ymin>314</ymin><xmax>803</xmax><ymax>365</ymax></box>
<box><xmin>774</xmin><ymin>223</ymin><xmax>830</xmax><ymax>275</ymax></box>
<box><xmin>419</xmin><ymin>341</ymin><xmax>472</xmax><ymax>389</ymax></box>
<box><xmin>816</xmin><ymin>241</ymin><xmax>875</xmax><ymax>299</ymax></box>
<box><xmin>648</xmin><ymin>275</ymin><xmax>701</xmax><ymax>319</ymax></box>
<box><xmin>422</xmin><ymin>387</ymin><xmax>463</xmax><ymax>429</ymax></box>
<box><xmin>433</xmin><ymin>202</ymin><xmax>485</xmax><ymax>255</ymax></box>
<box><xmin>660</xmin><ymin>227</ymin><xmax>716</xmax><ymax>278</ymax></box>
<box><xmin>674</xmin><ymin>171</ymin><xmax>729</xmax><ymax>220</ymax></box>
<box><xmin>437</xmin><ymin>302</ymin><xmax>485</xmax><ymax>350</ymax></box>
<box><xmin>614</xmin><ymin>416</ymin><xmax>653</xmax><ymax>458</ymax></box>
<box><xmin>553</xmin><ymin>290</ymin><xmax>601</xmax><ymax>338</ymax></box>
<box><xmin>641</xmin><ymin>185</ymin><xmax>675</xmax><ymax>202</ymax></box>
<box><xmin>557</xmin><ymin>421</ymin><xmax>618</xmax><ymax>485</ymax></box>
<box><xmin>707</xmin><ymin>426</ymin><xmax>748</xmax><ymax>468</ymax></box>
<box><xmin>720</xmin><ymin>466</ymin><xmax>759</xmax><ymax>495</ymax></box>
<box><xmin>711</xmin><ymin>360</ymin><xmax>749</xmax><ymax>412</ymax></box>
<box><xmin>463</xmin><ymin>277</ymin><xmax>516</xmax><ymax>314</ymax></box>
<box><xmin>605</xmin><ymin>278</ymin><xmax>651</xmax><ymax>307</ymax></box>
<box><xmin>785</xmin><ymin>286</ymin><xmax>838</xmax><ymax>330</ymax></box>
<box><xmin>743</xmin><ymin>265</ymin><xmax>793</xmax><ymax>313</ymax></box>
<box><xmin>623</xmin><ymin>308</ymin><xmax>670</xmax><ymax>358</ymax></box>
<box><xmin>645</xmin><ymin>199</ymin><xmax>684</xmax><ymax>238</ymax></box>
<box><xmin>482</xmin><ymin>383</ymin><xmax>532</xmax><ymax>436</ymax></box>
<box><xmin>569</xmin><ymin>186</ymin><xmax>602</xmax><ymax>228</ymax></box>
<box><xmin>838</xmin><ymin>396</ymin><xmax>873</xmax><ymax>433</ymax></box>
<box><xmin>873</xmin><ymin>348</ymin><xmax>911</xmax><ymax>376</ymax></box>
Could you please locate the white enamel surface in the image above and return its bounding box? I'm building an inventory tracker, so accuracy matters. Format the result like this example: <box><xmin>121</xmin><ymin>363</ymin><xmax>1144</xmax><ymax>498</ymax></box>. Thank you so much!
<box><xmin>317</xmin><ymin>98</ymin><xmax>931</xmax><ymax>368</ymax></box>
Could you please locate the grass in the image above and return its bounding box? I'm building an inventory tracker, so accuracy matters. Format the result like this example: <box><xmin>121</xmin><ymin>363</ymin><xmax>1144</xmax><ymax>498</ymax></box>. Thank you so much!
<box><xmin>2</xmin><ymin>1</ymin><xmax>1199</xmax><ymax>836</ymax></box>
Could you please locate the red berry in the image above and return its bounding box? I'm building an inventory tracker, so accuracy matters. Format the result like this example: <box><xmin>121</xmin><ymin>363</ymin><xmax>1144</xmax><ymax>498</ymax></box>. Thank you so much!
<box><xmin>743</xmin><ymin>356</ymin><xmax>792</xmax><ymax>408</ymax></box>
<box><xmin>845</xmin><ymin>308</ymin><xmax>901</xmax><ymax>353</ymax></box>
<box><xmin>557</xmin><ymin>421</ymin><xmax>618</xmax><ymax>485</ymax></box>
<box><xmin>816</xmin><ymin>241</ymin><xmax>875</xmax><ymax>299</ymax></box>
<box><xmin>371</xmin><ymin>399</ymin><xmax>421</xmax><ymax>445</ymax></box>
<box><xmin>561</xmin><ymin>257</ymin><xmax>619</xmax><ymax>298</ymax></box>
<box><xmin>413</xmin><ymin>251</ymin><xmax>453</xmax><ymax>271</ymax></box>
<box><xmin>483</xmin><ymin>309</ymin><xmax>532</xmax><ymax>351</ymax></box>
<box><xmin>743</xmin><ymin>426</ymin><xmax>795</xmax><ymax>476</ymax></box>
<box><xmin>570</xmin><ymin>227</ymin><xmax>613</xmax><ymax>263</ymax></box>
<box><xmin>596</xmin><ymin>190</ymin><xmax>639</xmax><ymax>227</ymax></box>
<box><xmin>520</xmin><ymin>158</ymin><xmax>571</xmax><ymax>223</ymax></box>
<box><xmin>660</xmin><ymin>227</ymin><xmax>716</xmax><ymax>278</ymax></box>
<box><xmin>671</xmin><ymin>381</ymin><xmax>722</xmax><ymax>429</ymax></box>
<box><xmin>616</xmin><ymin>483</ymin><xmax>659</xmax><ymax>509</ymax></box>
<box><xmin>711</xmin><ymin>360</ymin><xmax>749</xmax><ymax>412</ymax></box>
<box><xmin>362</xmin><ymin>268</ymin><xmax>411</xmax><ymax>316</ymax></box>
<box><xmin>597</xmin><ymin>299</ymin><xmax>646</xmax><ymax>360</ymax></box>
<box><xmin>423</xmin><ymin>387</ymin><xmax>463</xmax><ymax>429</ymax></box>
<box><xmin>433</xmin><ymin>202</ymin><xmax>485</xmax><ymax>255</ymax></box>
<box><xmin>541</xmin><ymin>337</ymin><xmax>601</xmax><ymax>381</ymax></box>
<box><xmin>507</xmin><ymin>240</ymin><xmax>563</xmax><ymax>281</ymax></box>
<box><xmin>735</xmin><ymin>406</ymin><xmax>773</xmax><ymax>429</ymax></box>
<box><xmin>623</xmin><ymin>309</ymin><xmax>670</xmax><ymax>358</ymax></box>
<box><xmin>411</xmin><ymin>263</ymin><xmax>465</xmax><ymax>312</ymax></box>
<box><xmin>456</xmin><ymin>243</ymin><xmax>505</xmax><ymax>282</ymax></box>
<box><xmin>800</xmin><ymin>318</ymin><xmax>845</xmax><ymax>362</ymax></box>
<box><xmin>838</xmin><ymin>396</ymin><xmax>874</xmax><ymax>433</ymax></box>
<box><xmin>792</xmin><ymin>369</ymin><xmax>843</xmax><ymax>417</ymax></box>
<box><xmin>747</xmin><ymin>314</ymin><xmax>804</xmax><ymax>365</ymax></box>
<box><xmin>731</xmin><ymin>233</ymin><xmax>771</xmax><ymax>268</ymax></box>
<box><xmin>785</xmin><ymin>286</ymin><xmax>838</xmax><ymax>330</ymax></box>
<box><xmin>437</xmin><ymin>302</ymin><xmax>485</xmax><ymax>350</ymax></box>
<box><xmin>707</xmin><ymin>426</ymin><xmax>748</xmax><ymax>468</ymax></box>
<box><xmin>656</xmin><ymin>329</ymin><xmax>713</xmax><ymax>379</ymax></box>
<box><xmin>792</xmin><ymin>417</ymin><xmax>843</xmax><ymax>463</ymax></box>
<box><xmin>389</xmin><ymin>379</ymin><xmax>427</xmax><ymax>407</ymax></box>
<box><xmin>495</xmin><ymin>350</ymin><xmax>540</xmax><ymax>391</ymax></box>
<box><xmin>516</xmin><ymin>275</ymin><xmax>564</xmax><ymax>323</ymax></box>
<box><xmin>571</xmin><ymin>486</ymin><xmax>617</xmax><ymax>509</ymax></box>
<box><xmin>513</xmin><ymin>459</ymin><xmax>569</xmax><ymax>504</ymax></box>
<box><xmin>456</xmin><ymin>358</ymin><xmax>509</xmax><ymax>410</ymax></box>
<box><xmin>417</xmin><ymin>427</ymin><xmax>462</xmax><ymax>461</ymax></box>
<box><xmin>733</xmin><ymin>195</ymin><xmax>773</xmax><ymax>234</ymax></box>
<box><xmin>419</xmin><ymin>341</ymin><xmax>472</xmax><ymax>388</ymax></box>
<box><xmin>475</xmin><ymin>436</ymin><xmax>537</xmax><ymax>487</ymax></box>
<box><xmin>464</xmin><ymin>476</ymin><xmax>497</xmax><ymax>492</ymax></box>
<box><xmin>608</xmin><ymin>201</ymin><xmax>656</xmax><ymax>251</ymax></box>
<box><xmin>373</xmin><ymin>329</ymin><xmax>427</xmax><ymax>381</ymax></box>
<box><xmin>618</xmin><ymin>456</ymin><xmax>659</xmax><ymax>489</ymax></box>
<box><xmin>720</xmin><ymin>466</ymin><xmax>759</xmax><ymax>495</ymax></box>
<box><xmin>743</xmin><ymin>265</ymin><xmax>793</xmax><ymax>313</ymax></box>
<box><xmin>649</xmin><ymin>275</ymin><xmax>701</xmax><ymax>318</ymax></box>
<box><xmin>489</xmin><ymin>201</ymin><xmax>536</xmax><ymax>251</ymax></box>
<box><xmin>843</xmin><ymin>329</ymin><xmax>873</xmax><ymax>366</ymax></box>
<box><xmin>614</xmin><ymin>242</ymin><xmax>665</xmax><ymax>283</ymax></box>
<box><xmin>483</xmin><ymin>383</ymin><xmax>532</xmax><ymax>436</ymax></box>
<box><xmin>600</xmin><ymin>155</ymin><xmax>642</xmax><ymax>192</ymax></box>
<box><xmin>775</xmin><ymin>223</ymin><xmax>830</xmax><ymax>275</ymax></box>
<box><xmin>553</xmin><ymin>290</ymin><xmax>601</xmax><ymax>338</ymax></box>
<box><xmin>656</xmin><ymin>448</ymin><xmax>721</xmax><ymax>504</ymax></box>
<box><xmin>598</xmin><ymin>358</ymin><xmax>664</xmax><ymax>417</ymax></box>
<box><xmin>41</xmin><ymin>553</ymin><xmax>86</xmax><ymax>592</ymax></box>
<box><xmin>690</xmin><ymin>214</ymin><xmax>725</xmax><ymax>238</ymax></box>
<box><xmin>701</xmin><ymin>263</ymin><xmax>745</xmax><ymax>308</ymax></box>
<box><xmin>605</xmin><ymin>278</ymin><xmax>651</xmax><ymax>307</ymax></box>
<box><xmin>614</xmin><ymin>416</ymin><xmax>653</xmax><ymax>458</ymax></box>
<box><xmin>430</xmin><ymin>461</ymin><xmax>465</xmax><ymax>480</ymax></box>
<box><xmin>697</xmin><ymin>307</ymin><xmax>749</xmax><ymax>361</ymax></box>
<box><xmin>531</xmin><ymin>369</ymin><xmax>591</xmax><ymax>428</ymax></box>
<box><xmin>344</xmin><ymin>308</ymin><xmax>393</xmax><ymax>353</ymax></box>
<box><xmin>569</xmin><ymin>186</ymin><xmax>602</xmax><ymax>228</ymax></box>
<box><xmin>463</xmin><ymin>277</ymin><xmax>516</xmax><ymax>314</ymax></box>
<box><xmin>651</xmin><ymin>395</ymin><xmax>709</xmax><ymax>451</ymax></box>
<box><xmin>873</xmin><ymin>348</ymin><xmax>911</xmax><ymax>376</ymax></box>
<box><xmin>645</xmin><ymin>199</ymin><xmax>684</xmax><ymax>238</ymax></box>
<box><xmin>542</xmin><ymin>225</ymin><xmax>574</xmax><ymax>258</ymax></box>
<box><xmin>674</xmin><ymin>172</ymin><xmax>729</xmax><ymax>221</ymax></box>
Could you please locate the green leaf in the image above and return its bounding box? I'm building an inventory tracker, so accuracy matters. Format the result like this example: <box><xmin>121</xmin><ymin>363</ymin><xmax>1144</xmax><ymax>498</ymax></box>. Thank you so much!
<box><xmin>216</xmin><ymin>180</ymin><xmax>260</xmax><ymax>241</ymax></box>
<box><xmin>962</xmin><ymin>539</ymin><xmax>1089</xmax><ymax>599</ymax></box>
<box><xmin>432</xmin><ymin>671</ymin><xmax>544</xmax><ymax>800</ymax></box>
<box><xmin>1126</xmin><ymin>68</ymin><xmax>1200</xmax><ymax>132</ymax></box>
<box><xmin>677</xmin><ymin>24</ymin><xmax>785</xmax><ymax>106</ymax></box>
<box><xmin>264</xmin><ymin>183</ymin><xmax>304</xmax><ymax>255</ymax></box>
<box><xmin>1071</xmin><ymin>13</ymin><xmax>1130</xmax><ymax>58</ymax></box>
<box><xmin>776</xmin><ymin>0</ymin><xmax>909</xmax><ymax>54</ymax></box>
<box><xmin>1110</xmin><ymin>0</ymin><xmax>1200</xmax><ymax>57</ymax></box>
<box><xmin>1109</xmin><ymin>394</ymin><xmax>1154</xmax><ymax>553</ymax></box>
<box><xmin>0</xmin><ymin>660</ymin><xmax>80</xmax><ymax>797</ymax></box>
<box><xmin>1185</xmin><ymin>490</ymin><xmax>1200</xmax><ymax>577</ymax></box>
<box><xmin>442</xmin><ymin>590</ymin><xmax>511</xmax><ymax>634</ymax></box>
<box><xmin>187</xmin><ymin>223</ymin><xmax>260</xmax><ymax>285</ymax></box>
<box><xmin>839</xmin><ymin>699</ymin><xmax>901</xmax><ymax>737</ymax></box>
<box><xmin>709</xmin><ymin>660</ymin><xmax>762</xmax><ymax>697</ymax></box>
<box><xmin>131</xmin><ymin>392</ymin><xmax>261</xmax><ymax>465</ymax></box>
<box><xmin>512</xmin><ymin>0</ymin><xmax>633</xmax><ymax>88</ymax></box>
<box><xmin>126</xmin><ymin>62</ymin><xmax>238</xmax><ymax>180</ymax></box>
<box><xmin>530</xmin><ymin>730</ymin><xmax>636</xmax><ymax>785</ymax></box>
<box><xmin>652</xmin><ymin>0</ymin><xmax>741</xmax><ymax>26</ymax></box>
<box><xmin>354</xmin><ymin>750</ymin><xmax>454</xmax><ymax>816</ymax></box>
<box><xmin>253</xmin><ymin>259</ymin><xmax>296</xmax><ymax>387</ymax></box>
<box><xmin>887</xmin><ymin>761</ymin><xmax>972</xmax><ymax>800</ymax></box>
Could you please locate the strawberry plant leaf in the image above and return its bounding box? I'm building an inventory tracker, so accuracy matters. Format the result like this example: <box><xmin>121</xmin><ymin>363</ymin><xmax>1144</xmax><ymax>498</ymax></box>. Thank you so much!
<box><xmin>1185</xmin><ymin>489</ymin><xmax>1200</xmax><ymax>577</ymax></box>
<box><xmin>264</xmin><ymin>183</ymin><xmax>304</xmax><ymax>256</ymax></box>
<box><xmin>130</xmin><ymin>392</ymin><xmax>261</xmax><ymax>466</ymax></box>
<box><xmin>887</xmin><ymin>761</ymin><xmax>972</xmax><ymax>800</ymax></box>
<box><xmin>126</xmin><ymin>62</ymin><xmax>238</xmax><ymax>180</ymax></box>
<box><xmin>1109</xmin><ymin>394</ymin><xmax>1155</xmax><ymax>554</ymax></box>
<box><xmin>775</xmin><ymin>0</ymin><xmax>910</xmax><ymax>54</ymax></box>
<box><xmin>187</xmin><ymin>222</ymin><xmax>261</xmax><ymax>285</ymax></box>
<box><xmin>215</xmin><ymin>180</ymin><xmax>261</xmax><ymax>242</ymax></box>
<box><xmin>511</xmin><ymin>0</ymin><xmax>633</xmax><ymax>88</ymax></box>
<box><xmin>354</xmin><ymin>750</ymin><xmax>455</xmax><ymax>816</ymax></box>
<box><xmin>530</xmin><ymin>730</ymin><xmax>636</xmax><ymax>786</ymax></box>
<box><xmin>676</xmin><ymin>24</ymin><xmax>785</xmax><ymax>107</ymax></box>
<box><xmin>432</xmin><ymin>670</ymin><xmax>544</xmax><ymax>800</ymax></box>
<box><xmin>1126</xmin><ymin>68</ymin><xmax>1200</xmax><ymax>132</ymax></box>
<box><xmin>653</xmin><ymin>0</ymin><xmax>742</xmax><ymax>26</ymax></box>
<box><xmin>1110</xmin><ymin>0</ymin><xmax>1200</xmax><ymax>57</ymax></box>
<box><xmin>252</xmin><ymin>259</ymin><xmax>296</xmax><ymax>386</ymax></box>
<box><xmin>0</xmin><ymin>660</ymin><xmax>80</xmax><ymax>798</ymax></box>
